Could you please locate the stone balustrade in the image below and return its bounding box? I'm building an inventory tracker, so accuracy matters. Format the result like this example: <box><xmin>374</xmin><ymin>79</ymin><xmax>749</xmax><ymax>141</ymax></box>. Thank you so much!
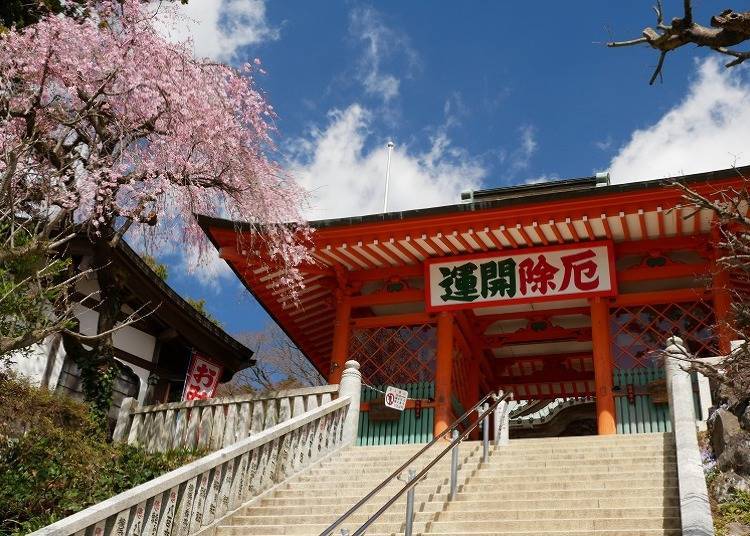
<box><xmin>664</xmin><ymin>336</ymin><xmax>714</xmax><ymax>536</ymax></box>
<box><xmin>510</xmin><ymin>397</ymin><xmax>594</xmax><ymax>429</ymax></box>
<box><xmin>30</xmin><ymin>394</ymin><xmax>352</xmax><ymax>536</ymax></box>
<box><xmin>112</xmin><ymin>385</ymin><xmax>339</xmax><ymax>453</ymax></box>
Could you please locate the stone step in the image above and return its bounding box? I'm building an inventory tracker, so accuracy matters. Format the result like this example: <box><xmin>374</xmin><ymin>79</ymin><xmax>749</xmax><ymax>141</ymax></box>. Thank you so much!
<box><xmin>467</xmin><ymin>469</ymin><xmax>677</xmax><ymax>481</ymax></box>
<box><xmin>423</xmin><ymin>532</ymin><xmax>682</xmax><ymax>536</ymax></box>
<box><xmin>341</xmin><ymin>436</ymin><xmax>673</xmax><ymax>454</ymax></box>
<box><xmin>488</xmin><ymin>448</ymin><xmax>673</xmax><ymax>458</ymax></box>
<box><xmin>244</xmin><ymin>495</ymin><xmax>680</xmax><ymax>517</ymax></box>
<box><xmin>425</xmin><ymin>517</ymin><xmax>681</xmax><ymax>532</ymax></box>
<box><xmin>507</xmin><ymin>433</ymin><xmax>672</xmax><ymax>442</ymax></box>
<box><xmin>303</xmin><ymin>461</ymin><xmax>675</xmax><ymax>479</ymax></box>
<box><xmin>229</xmin><ymin>511</ymin><xmax>435</xmax><ymax>526</ymax></box>
<box><xmin>309</xmin><ymin>455</ymin><xmax>675</xmax><ymax>472</ymax></box>
<box><xmin>432</xmin><ymin>507</ymin><xmax>681</xmax><ymax>522</ymax></box>
<box><xmin>282</xmin><ymin>476</ymin><xmax>453</xmax><ymax>491</ymax></box>
<box><xmin>333</xmin><ymin>447</ymin><xmax>675</xmax><ymax>464</ymax></box>
<box><xmin>305</xmin><ymin>457</ymin><xmax>476</xmax><ymax>474</ymax></box>
<box><xmin>451</xmin><ymin>489</ymin><xmax>679</xmax><ymax>503</ymax></box>
<box><xmin>488</xmin><ymin>445</ymin><xmax>674</xmax><ymax>454</ymax></box>
<box><xmin>268</xmin><ymin>486</ymin><xmax>449</xmax><ymax>499</ymax></box>
<box><xmin>218</xmin><ymin>433</ymin><xmax>679</xmax><ymax>536</ymax></box>
<box><xmin>243</xmin><ymin>500</ymin><xmax>445</xmax><ymax>516</ymax></box>
<box><xmin>223</xmin><ymin>532</ymin><xmax>681</xmax><ymax>536</ymax></box>
<box><xmin>301</xmin><ymin>464</ymin><xmax>677</xmax><ymax>483</ymax></box>
<box><xmin>337</xmin><ymin>442</ymin><xmax>674</xmax><ymax>462</ymax></box>
<box><xmin>339</xmin><ymin>438</ymin><xmax>673</xmax><ymax>453</ymax></box>
<box><xmin>258</xmin><ymin>486</ymin><xmax>678</xmax><ymax>506</ymax></box>
<box><xmin>217</xmin><ymin>517</ymin><xmax>681</xmax><ymax>535</ymax></box>
<box><xmin>459</xmin><ymin>478</ymin><xmax>678</xmax><ymax>492</ymax></box>
<box><xmin>216</xmin><ymin>520</ymin><xmax>430</xmax><ymax>535</ymax></box>
<box><xmin>446</xmin><ymin>496</ymin><xmax>680</xmax><ymax>510</ymax></box>
<box><xmin>283</xmin><ymin>473</ymin><xmax>677</xmax><ymax>494</ymax></box>
<box><xmin>233</xmin><ymin>506</ymin><xmax>680</xmax><ymax>525</ymax></box>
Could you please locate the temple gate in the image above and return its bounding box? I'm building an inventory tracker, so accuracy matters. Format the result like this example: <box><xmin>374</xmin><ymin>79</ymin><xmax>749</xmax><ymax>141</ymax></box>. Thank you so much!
<box><xmin>199</xmin><ymin>167</ymin><xmax>746</xmax><ymax>444</ymax></box>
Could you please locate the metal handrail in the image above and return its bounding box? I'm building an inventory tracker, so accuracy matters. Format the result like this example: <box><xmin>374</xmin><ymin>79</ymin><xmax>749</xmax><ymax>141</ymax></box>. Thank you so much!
<box><xmin>319</xmin><ymin>391</ymin><xmax>509</xmax><ymax>536</ymax></box>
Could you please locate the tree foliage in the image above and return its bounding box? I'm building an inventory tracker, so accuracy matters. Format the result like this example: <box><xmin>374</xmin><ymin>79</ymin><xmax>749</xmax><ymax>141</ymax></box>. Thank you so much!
<box><xmin>0</xmin><ymin>224</ymin><xmax>78</xmax><ymax>357</ymax></box>
<box><xmin>141</xmin><ymin>254</ymin><xmax>168</xmax><ymax>281</ymax></box>
<box><xmin>0</xmin><ymin>372</ymin><xmax>200</xmax><ymax>535</ymax></box>
<box><xmin>0</xmin><ymin>0</ymin><xmax>88</xmax><ymax>31</ymax></box>
<box><xmin>185</xmin><ymin>297</ymin><xmax>223</xmax><ymax>328</ymax></box>
<box><xmin>0</xmin><ymin>0</ymin><xmax>310</xmax><ymax>423</ymax></box>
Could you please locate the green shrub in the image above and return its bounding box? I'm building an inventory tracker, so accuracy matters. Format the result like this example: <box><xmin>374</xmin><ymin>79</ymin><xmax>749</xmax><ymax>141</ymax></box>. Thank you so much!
<box><xmin>0</xmin><ymin>374</ymin><xmax>200</xmax><ymax>535</ymax></box>
<box><xmin>715</xmin><ymin>490</ymin><xmax>750</xmax><ymax>536</ymax></box>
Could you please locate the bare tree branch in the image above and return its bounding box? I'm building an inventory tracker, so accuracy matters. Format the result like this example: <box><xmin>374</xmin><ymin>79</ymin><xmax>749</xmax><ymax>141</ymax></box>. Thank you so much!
<box><xmin>221</xmin><ymin>323</ymin><xmax>325</xmax><ymax>394</ymax></box>
<box><xmin>608</xmin><ymin>6</ymin><xmax>750</xmax><ymax>81</ymax></box>
<box><xmin>62</xmin><ymin>302</ymin><xmax>158</xmax><ymax>342</ymax></box>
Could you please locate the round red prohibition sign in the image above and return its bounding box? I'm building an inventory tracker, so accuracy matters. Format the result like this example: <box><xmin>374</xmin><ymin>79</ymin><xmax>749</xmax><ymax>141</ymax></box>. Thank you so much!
<box><xmin>386</xmin><ymin>392</ymin><xmax>396</xmax><ymax>405</ymax></box>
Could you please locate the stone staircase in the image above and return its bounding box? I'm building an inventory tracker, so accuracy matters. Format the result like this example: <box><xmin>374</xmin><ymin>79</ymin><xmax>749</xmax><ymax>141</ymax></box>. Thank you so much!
<box><xmin>215</xmin><ymin>432</ymin><xmax>680</xmax><ymax>536</ymax></box>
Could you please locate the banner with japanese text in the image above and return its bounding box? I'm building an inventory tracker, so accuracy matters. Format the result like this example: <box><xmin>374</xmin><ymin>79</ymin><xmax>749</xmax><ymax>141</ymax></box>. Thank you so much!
<box><xmin>181</xmin><ymin>352</ymin><xmax>223</xmax><ymax>401</ymax></box>
<box><xmin>425</xmin><ymin>241</ymin><xmax>616</xmax><ymax>311</ymax></box>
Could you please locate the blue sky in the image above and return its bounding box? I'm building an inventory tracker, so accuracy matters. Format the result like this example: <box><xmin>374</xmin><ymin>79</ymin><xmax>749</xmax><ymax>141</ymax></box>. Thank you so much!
<box><xmin>151</xmin><ymin>0</ymin><xmax>750</xmax><ymax>341</ymax></box>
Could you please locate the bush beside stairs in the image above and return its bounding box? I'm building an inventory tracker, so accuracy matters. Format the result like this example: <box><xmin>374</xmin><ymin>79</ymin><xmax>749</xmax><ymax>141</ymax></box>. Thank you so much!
<box><xmin>216</xmin><ymin>432</ymin><xmax>680</xmax><ymax>536</ymax></box>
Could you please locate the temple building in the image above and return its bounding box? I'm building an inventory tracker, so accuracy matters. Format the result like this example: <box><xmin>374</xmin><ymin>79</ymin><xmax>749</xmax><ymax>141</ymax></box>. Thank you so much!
<box><xmin>198</xmin><ymin>166</ymin><xmax>746</xmax><ymax>443</ymax></box>
<box><xmin>13</xmin><ymin>236</ymin><xmax>255</xmax><ymax>425</ymax></box>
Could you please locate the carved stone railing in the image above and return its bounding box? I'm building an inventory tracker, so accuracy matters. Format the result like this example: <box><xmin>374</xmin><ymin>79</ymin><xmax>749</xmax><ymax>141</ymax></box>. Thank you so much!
<box><xmin>30</xmin><ymin>395</ymin><xmax>351</xmax><ymax>536</ymax></box>
<box><xmin>112</xmin><ymin>385</ymin><xmax>339</xmax><ymax>453</ymax></box>
<box><xmin>510</xmin><ymin>397</ymin><xmax>594</xmax><ymax>429</ymax></box>
<box><xmin>664</xmin><ymin>336</ymin><xmax>714</xmax><ymax>536</ymax></box>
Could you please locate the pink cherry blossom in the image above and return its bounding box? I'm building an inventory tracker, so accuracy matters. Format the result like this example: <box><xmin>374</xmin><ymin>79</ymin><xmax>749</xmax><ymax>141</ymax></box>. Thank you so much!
<box><xmin>0</xmin><ymin>0</ymin><xmax>312</xmax><ymax>287</ymax></box>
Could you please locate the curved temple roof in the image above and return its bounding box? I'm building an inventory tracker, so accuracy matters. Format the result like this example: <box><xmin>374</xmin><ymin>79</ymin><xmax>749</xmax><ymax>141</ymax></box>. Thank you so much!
<box><xmin>197</xmin><ymin>165</ymin><xmax>749</xmax><ymax>377</ymax></box>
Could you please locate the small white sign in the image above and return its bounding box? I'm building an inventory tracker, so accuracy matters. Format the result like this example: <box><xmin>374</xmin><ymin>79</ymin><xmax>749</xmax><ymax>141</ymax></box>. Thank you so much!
<box><xmin>384</xmin><ymin>386</ymin><xmax>408</xmax><ymax>411</ymax></box>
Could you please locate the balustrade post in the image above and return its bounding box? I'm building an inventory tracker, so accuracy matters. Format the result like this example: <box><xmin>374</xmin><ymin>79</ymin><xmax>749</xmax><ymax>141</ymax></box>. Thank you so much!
<box><xmin>113</xmin><ymin>397</ymin><xmax>137</xmax><ymax>443</ymax></box>
<box><xmin>449</xmin><ymin>429</ymin><xmax>459</xmax><ymax>500</ymax></box>
<box><xmin>338</xmin><ymin>360</ymin><xmax>362</xmax><ymax>445</ymax></box>
<box><xmin>665</xmin><ymin>336</ymin><xmax>714</xmax><ymax>536</ymax></box>
<box><xmin>493</xmin><ymin>391</ymin><xmax>504</xmax><ymax>446</ymax></box>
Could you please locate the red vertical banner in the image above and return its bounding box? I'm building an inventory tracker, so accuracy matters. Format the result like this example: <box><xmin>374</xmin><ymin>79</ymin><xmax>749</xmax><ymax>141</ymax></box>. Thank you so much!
<box><xmin>181</xmin><ymin>352</ymin><xmax>223</xmax><ymax>401</ymax></box>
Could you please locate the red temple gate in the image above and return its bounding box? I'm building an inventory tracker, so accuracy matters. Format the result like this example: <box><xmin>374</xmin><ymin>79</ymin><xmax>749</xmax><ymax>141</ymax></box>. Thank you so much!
<box><xmin>199</xmin><ymin>166</ymin><xmax>746</xmax><ymax>443</ymax></box>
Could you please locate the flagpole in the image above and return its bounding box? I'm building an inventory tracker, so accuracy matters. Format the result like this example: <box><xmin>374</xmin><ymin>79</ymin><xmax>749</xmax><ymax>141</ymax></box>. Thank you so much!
<box><xmin>383</xmin><ymin>141</ymin><xmax>395</xmax><ymax>212</ymax></box>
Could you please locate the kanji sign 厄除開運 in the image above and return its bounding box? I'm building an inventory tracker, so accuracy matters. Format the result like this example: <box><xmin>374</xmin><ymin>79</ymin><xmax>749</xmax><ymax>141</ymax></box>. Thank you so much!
<box><xmin>425</xmin><ymin>241</ymin><xmax>616</xmax><ymax>311</ymax></box>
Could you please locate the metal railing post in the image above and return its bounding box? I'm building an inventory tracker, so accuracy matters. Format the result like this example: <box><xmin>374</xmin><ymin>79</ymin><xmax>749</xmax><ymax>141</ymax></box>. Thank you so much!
<box><xmin>404</xmin><ymin>469</ymin><xmax>416</xmax><ymax>536</ymax></box>
<box><xmin>482</xmin><ymin>403</ymin><xmax>490</xmax><ymax>463</ymax></box>
<box><xmin>449</xmin><ymin>429</ymin><xmax>459</xmax><ymax>500</ymax></box>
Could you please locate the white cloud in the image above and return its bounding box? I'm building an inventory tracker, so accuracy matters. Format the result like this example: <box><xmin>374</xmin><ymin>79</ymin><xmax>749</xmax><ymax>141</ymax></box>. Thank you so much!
<box><xmin>349</xmin><ymin>6</ymin><xmax>419</xmax><ymax>103</ymax></box>
<box><xmin>515</xmin><ymin>125</ymin><xmax>537</xmax><ymax>170</ymax></box>
<box><xmin>497</xmin><ymin>125</ymin><xmax>538</xmax><ymax>174</ymax></box>
<box><xmin>287</xmin><ymin>104</ymin><xmax>485</xmax><ymax>220</ymax></box>
<box><xmin>180</xmin><ymin>246</ymin><xmax>235</xmax><ymax>290</ymax></box>
<box><xmin>525</xmin><ymin>174</ymin><xmax>559</xmax><ymax>185</ymax></box>
<box><xmin>595</xmin><ymin>135</ymin><xmax>613</xmax><ymax>151</ymax></box>
<box><xmin>154</xmin><ymin>0</ymin><xmax>279</xmax><ymax>61</ymax></box>
<box><xmin>609</xmin><ymin>58</ymin><xmax>750</xmax><ymax>184</ymax></box>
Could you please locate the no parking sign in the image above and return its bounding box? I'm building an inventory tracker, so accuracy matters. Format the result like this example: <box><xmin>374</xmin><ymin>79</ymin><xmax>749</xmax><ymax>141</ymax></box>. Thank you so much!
<box><xmin>384</xmin><ymin>386</ymin><xmax>408</xmax><ymax>411</ymax></box>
